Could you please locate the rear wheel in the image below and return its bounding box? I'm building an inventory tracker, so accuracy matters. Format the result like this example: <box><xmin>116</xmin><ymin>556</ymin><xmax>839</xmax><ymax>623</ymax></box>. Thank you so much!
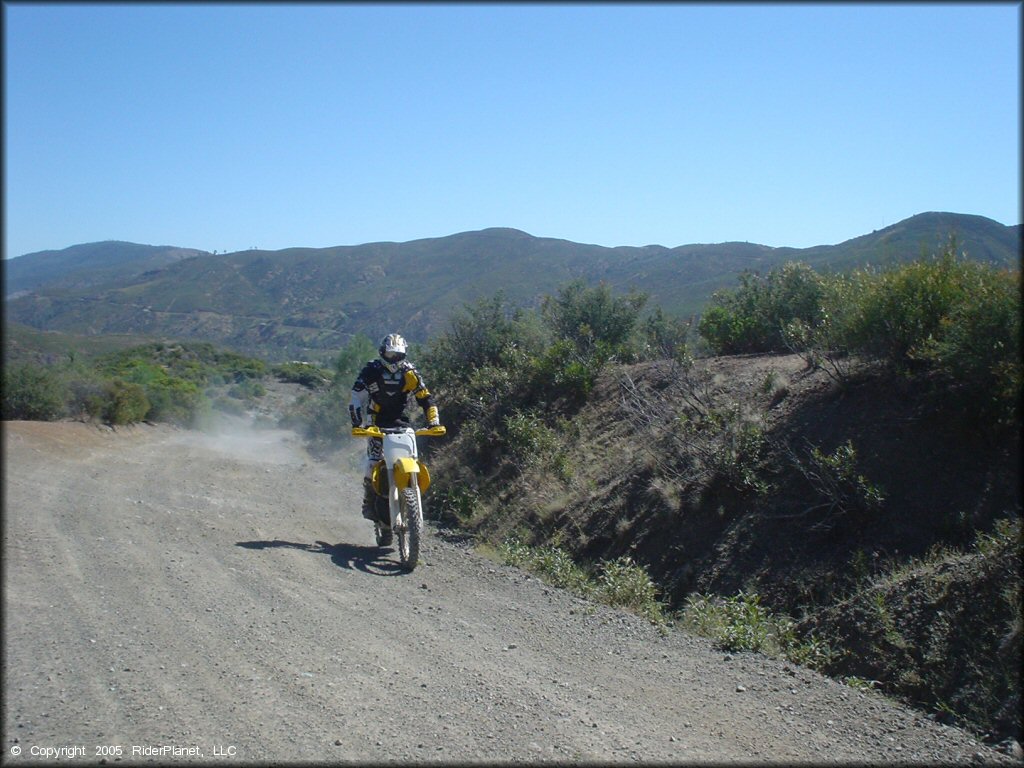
<box><xmin>397</xmin><ymin>487</ymin><xmax>422</xmax><ymax>570</ymax></box>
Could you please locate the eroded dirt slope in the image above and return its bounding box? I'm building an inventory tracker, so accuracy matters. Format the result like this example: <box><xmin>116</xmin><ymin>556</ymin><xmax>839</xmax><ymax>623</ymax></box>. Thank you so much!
<box><xmin>2</xmin><ymin>419</ymin><xmax>1013</xmax><ymax>764</ymax></box>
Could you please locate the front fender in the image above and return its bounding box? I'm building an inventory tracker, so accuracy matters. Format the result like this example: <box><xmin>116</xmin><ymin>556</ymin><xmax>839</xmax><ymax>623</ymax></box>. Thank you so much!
<box><xmin>392</xmin><ymin>457</ymin><xmax>419</xmax><ymax>491</ymax></box>
<box><xmin>393</xmin><ymin>457</ymin><xmax>431</xmax><ymax>493</ymax></box>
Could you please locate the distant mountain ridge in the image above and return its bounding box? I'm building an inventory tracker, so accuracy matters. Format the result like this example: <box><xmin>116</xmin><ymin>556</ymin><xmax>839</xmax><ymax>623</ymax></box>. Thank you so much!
<box><xmin>4</xmin><ymin>241</ymin><xmax>207</xmax><ymax>297</ymax></box>
<box><xmin>4</xmin><ymin>212</ymin><xmax>1019</xmax><ymax>362</ymax></box>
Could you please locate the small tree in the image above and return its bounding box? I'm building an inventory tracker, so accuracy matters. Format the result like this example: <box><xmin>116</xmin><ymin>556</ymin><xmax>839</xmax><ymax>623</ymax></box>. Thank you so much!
<box><xmin>334</xmin><ymin>334</ymin><xmax>377</xmax><ymax>385</ymax></box>
<box><xmin>541</xmin><ymin>279</ymin><xmax>647</xmax><ymax>360</ymax></box>
<box><xmin>641</xmin><ymin>307</ymin><xmax>693</xmax><ymax>362</ymax></box>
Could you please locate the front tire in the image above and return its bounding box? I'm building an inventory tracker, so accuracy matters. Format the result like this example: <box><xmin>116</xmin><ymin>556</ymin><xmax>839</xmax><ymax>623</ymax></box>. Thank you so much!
<box><xmin>397</xmin><ymin>487</ymin><xmax>422</xmax><ymax>570</ymax></box>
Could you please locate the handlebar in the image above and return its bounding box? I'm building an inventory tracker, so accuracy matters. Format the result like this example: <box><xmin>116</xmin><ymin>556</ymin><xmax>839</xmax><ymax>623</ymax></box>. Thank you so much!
<box><xmin>352</xmin><ymin>425</ymin><xmax>447</xmax><ymax>438</ymax></box>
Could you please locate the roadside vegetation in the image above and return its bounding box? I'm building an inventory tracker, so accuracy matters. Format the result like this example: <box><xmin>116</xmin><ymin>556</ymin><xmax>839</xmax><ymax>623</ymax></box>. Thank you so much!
<box><xmin>422</xmin><ymin>242</ymin><xmax>1021</xmax><ymax>745</ymax></box>
<box><xmin>1</xmin><ymin>340</ymin><xmax>311</xmax><ymax>428</ymax></box>
<box><xmin>699</xmin><ymin>239</ymin><xmax>1019</xmax><ymax>430</ymax></box>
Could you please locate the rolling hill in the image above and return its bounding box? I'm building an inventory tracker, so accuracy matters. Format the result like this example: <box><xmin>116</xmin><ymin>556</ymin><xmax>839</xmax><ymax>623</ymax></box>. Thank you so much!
<box><xmin>4</xmin><ymin>241</ymin><xmax>207</xmax><ymax>297</ymax></box>
<box><xmin>4</xmin><ymin>212</ymin><xmax>1019</xmax><ymax>362</ymax></box>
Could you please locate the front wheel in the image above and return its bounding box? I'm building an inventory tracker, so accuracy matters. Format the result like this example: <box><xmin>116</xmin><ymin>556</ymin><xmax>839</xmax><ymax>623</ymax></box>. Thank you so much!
<box><xmin>397</xmin><ymin>487</ymin><xmax>422</xmax><ymax>570</ymax></box>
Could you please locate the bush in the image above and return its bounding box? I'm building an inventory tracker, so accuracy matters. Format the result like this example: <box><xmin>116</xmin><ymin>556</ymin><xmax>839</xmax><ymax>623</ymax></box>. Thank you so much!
<box><xmin>144</xmin><ymin>374</ymin><xmax>204</xmax><ymax>425</ymax></box>
<box><xmin>228</xmin><ymin>378</ymin><xmax>267</xmax><ymax>400</ymax></box>
<box><xmin>423</xmin><ymin>293</ymin><xmax>547</xmax><ymax>389</ymax></box>
<box><xmin>502</xmin><ymin>410</ymin><xmax>561</xmax><ymax>467</ymax></box>
<box><xmin>598</xmin><ymin>556</ymin><xmax>664</xmax><ymax>622</ymax></box>
<box><xmin>789</xmin><ymin>439</ymin><xmax>886</xmax><ymax>528</ymax></box>
<box><xmin>641</xmin><ymin>307</ymin><xmax>693</xmax><ymax>362</ymax></box>
<box><xmin>333</xmin><ymin>334</ymin><xmax>377</xmax><ymax>384</ymax></box>
<box><xmin>422</xmin><ymin>282</ymin><xmax>657</xmax><ymax>439</ymax></box>
<box><xmin>526</xmin><ymin>339</ymin><xmax>599</xmax><ymax>405</ymax></box>
<box><xmin>500</xmin><ymin>537</ymin><xmax>595</xmax><ymax>595</ymax></box>
<box><xmin>701</xmin><ymin>250</ymin><xmax>1021</xmax><ymax>431</ymax></box>
<box><xmin>844</xmin><ymin>250</ymin><xmax>971</xmax><ymax>365</ymax></box>
<box><xmin>303</xmin><ymin>382</ymin><xmax>354</xmax><ymax>446</ymax></box>
<box><xmin>699</xmin><ymin>262</ymin><xmax>827</xmax><ymax>354</ymax></box>
<box><xmin>274</xmin><ymin>361</ymin><xmax>331</xmax><ymax>389</ymax></box>
<box><xmin>917</xmin><ymin>266</ymin><xmax>1020</xmax><ymax>427</ymax></box>
<box><xmin>65</xmin><ymin>372</ymin><xmax>109</xmax><ymax>421</ymax></box>
<box><xmin>101</xmin><ymin>379</ymin><xmax>150</xmax><ymax>425</ymax></box>
<box><xmin>541</xmin><ymin>279</ymin><xmax>647</xmax><ymax>358</ymax></box>
<box><xmin>2</xmin><ymin>363</ymin><xmax>66</xmax><ymax>420</ymax></box>
<box><xmin>96</xmin><ymin>357</ymin><xmax>205</xmax><ymax>425</ymax></box>
<box><xmin>680</xmin><ymin>591</ymin><xmax>832</xmax><ymax>668</ymax></box>
<box><xmin>497</xmin><ymin>537</ymin><xmax>666</xmax><ymax>623</ymax></box>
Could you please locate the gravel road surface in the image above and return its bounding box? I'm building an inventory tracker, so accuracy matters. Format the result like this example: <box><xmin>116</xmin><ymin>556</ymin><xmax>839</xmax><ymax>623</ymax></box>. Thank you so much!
<box><xmin>3</xmin><ymin>419</ymin><xmax>1015</xmax><ymax>764</ymax></box>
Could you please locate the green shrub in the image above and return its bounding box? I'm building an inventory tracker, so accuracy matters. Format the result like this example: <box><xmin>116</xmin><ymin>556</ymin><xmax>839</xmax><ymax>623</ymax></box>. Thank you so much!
<box><xmin>498</xmin><ymin>537</ymin><xmax>595</xmax><ymax>595</ymax></box>
<box><xmin>702</xmin><ymin>249</ymin><xmax>1021</xmax><ymax>431</ymax></box>
<box><xmin>672</xmin><ymin>403</ymin><xmax>771</xmax><ymax>495</ymax></box>
<box><xmin>212</xmin><ymin>396</ymin><xmax>247</xmax><ymax>417</ymax></box>
<box><xmin>542</xmin><ymin>279</ymin><xmax>647</xmax><ymax>358</ymax></box>
<box><xmin>301</xmin><ymin>383</ymin><xmax>355</xmax><ymax>446</ymax></box>
<box><xmin>144</xmin><ymin>375</ymin><xmax>204</xmax><ymax>425</ymax></box>
<box><xmin>917</xmin><ymin>266</ymin><xmax>1021</xmax><ymax>427</ymax></box>
<box><xmin>433</xmin><ymin>484</ymin><xmax>482</xmax><ymax>525</ymax></box>
<box><xmin>101</xmin><ymin>378</ymin><xmax>150</xmax><ymax>425</ymax></box>
<box><xmin>274</xmin><ymin>361</ymin><xmax>331</xmax><ymax>389</ymax></box>
<box><xmin>680</xmin><ymin>591</ymin><xmax>832</xmax><ymax>668</ymax></box>
<box><xmin>228</xmin><ymin>378</ymin><xmax>266</xmax><ymax>400</ymax></box>
<box><xmin>843</xmin><ymin>250</ymin><xmax>972</xmax><ymax>365</ymax></box>
<box><xmin>790</xmin><ymin>440</ymin><xmax>885</xmax><ymax>527</ymax></box>
<box><xmin>65</xmin><ymin>373</ymin><xmax>108</xmax><ymax>421</ymax></box>
<box><xmin>423</xmin><ymin>293</ymin><xmax>547</xmax><ymax>389</ymax></box>
<box><xmin>598</xmin><ymin>556</ymin><xmax>664</xmax><ymax>622</ymax></box>
<box><xmin>95</xmin><ymin>357</ymin><xmax>205</xmax><ymax>425</ymax></box>
<box><xmin>2</xmin><ymin>363</ymin><xmax>66</xmax><ymax>420</ymax></box>
<box><xmin>497</xmin><ymin>538</ymin><xmax>666</xmax><ymax>623</ymax></box>
<box><xmin>699</xmin><ymin>262</ymin><xmax>827</xmax><ymax>354</ymax></box>
<box><xmin>502</xmin><ymin>410</ymin><xmax>561</xmax><ymax>466</ymax></box>
<box><xmin>99</xmin><ymin>342</ymin><xmax>266</xmax><ymax>386</ymax></box>
<box><xmin>333</xmin><ymin>334</ymin><xmax>377</xmax><ymax>384</ymax></box>
<box><xmin>641</xmin><ymin>307</ymin><xmax>693</xmax><ymax>362</ymax></box>
<box><xmin>527</xmin><ymin>339</ymin><xmax>599</xmax><ymax>405</ymax></box>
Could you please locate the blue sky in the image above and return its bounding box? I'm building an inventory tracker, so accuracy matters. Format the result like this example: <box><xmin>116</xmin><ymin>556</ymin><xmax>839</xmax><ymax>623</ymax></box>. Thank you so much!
<box><xmin>3</xmin><ymin>2</ymin><xmax>1020</xmax><ymax>258</ymax></box>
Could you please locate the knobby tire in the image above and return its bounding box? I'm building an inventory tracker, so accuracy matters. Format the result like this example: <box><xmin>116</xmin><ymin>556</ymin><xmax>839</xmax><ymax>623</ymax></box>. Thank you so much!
<box><xmin>398</xmin><ymin>487</ymin><xmax>422</xmax><ymax>570</ymax></box>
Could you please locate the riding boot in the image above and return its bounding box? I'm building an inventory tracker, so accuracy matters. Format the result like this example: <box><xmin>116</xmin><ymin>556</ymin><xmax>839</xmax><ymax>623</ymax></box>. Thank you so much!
<box><xmin>361</xmin><ymin>477</ymin><xmax>377</xmax><ymax>520</ymax></box>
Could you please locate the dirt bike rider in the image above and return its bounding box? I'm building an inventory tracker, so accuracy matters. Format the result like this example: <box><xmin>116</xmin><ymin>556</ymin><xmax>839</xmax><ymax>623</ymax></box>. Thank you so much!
<box><xmin>349</xmin><ymin>333</ymin><xmax>440</xmax><ymax>527</ymax></box>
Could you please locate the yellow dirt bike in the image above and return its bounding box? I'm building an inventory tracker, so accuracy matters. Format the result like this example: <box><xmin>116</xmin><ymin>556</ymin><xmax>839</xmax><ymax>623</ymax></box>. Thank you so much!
<box><xmin>351</xmin><ymin>424</ymin><xmax>446</xmax><ymax>570</ymax></box>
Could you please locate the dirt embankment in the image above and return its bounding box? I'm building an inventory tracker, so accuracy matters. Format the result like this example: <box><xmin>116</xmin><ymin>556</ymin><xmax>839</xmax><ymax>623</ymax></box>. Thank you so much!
<box><xmin>3</xmin><ymin>416</ymin><xmax>1016</xmax><ymax>764</ymax></box>
<box><xmin>429</xmin><ymin>352</ymin><xmax>1021</xmax><ymax>750</ymax></box>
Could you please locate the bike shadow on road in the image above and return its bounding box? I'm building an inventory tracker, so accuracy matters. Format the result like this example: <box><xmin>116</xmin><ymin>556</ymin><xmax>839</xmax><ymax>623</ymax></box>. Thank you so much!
<box><xmin>235</xmin><ymin>539</ymin><xmax>407</xmax><ymax>576</ymax></box>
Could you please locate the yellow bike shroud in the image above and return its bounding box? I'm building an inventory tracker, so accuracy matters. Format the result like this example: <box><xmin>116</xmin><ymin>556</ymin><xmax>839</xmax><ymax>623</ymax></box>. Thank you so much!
<box><xmin>354</xmin><ymin>425</ymin><xmax>446</xmax><ymax>496</ymax></box>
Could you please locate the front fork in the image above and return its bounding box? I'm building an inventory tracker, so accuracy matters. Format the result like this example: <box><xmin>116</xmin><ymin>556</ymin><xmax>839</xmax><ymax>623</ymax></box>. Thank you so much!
<box><xmin>387</xmin><ymin>473</ymin><xmax>403</xmax><ymax>530</ymax></box>
<box><xmin>386</xmin><ymin>466</ymin><xmax>420</xmax><ymax>529</ymax></box>
<box><xmin>387</xmin><ymin>457</ymin><xmax>421</xmax><ymax>529</ymax></box>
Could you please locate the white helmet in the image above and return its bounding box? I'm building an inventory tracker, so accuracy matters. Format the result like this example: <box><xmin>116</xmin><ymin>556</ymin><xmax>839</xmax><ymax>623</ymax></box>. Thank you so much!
<box><xmin>379</xmin><ymin>333</ymin><xmax>408</xmax><ymax>372</ymax></box>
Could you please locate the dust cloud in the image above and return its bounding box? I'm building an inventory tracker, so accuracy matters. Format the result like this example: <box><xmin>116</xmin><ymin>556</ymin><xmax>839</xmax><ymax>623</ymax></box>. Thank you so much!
<box><xmin>170</xmin><ymin>412</ymin><xmax>311</xmax><ymax>467</ymax></box>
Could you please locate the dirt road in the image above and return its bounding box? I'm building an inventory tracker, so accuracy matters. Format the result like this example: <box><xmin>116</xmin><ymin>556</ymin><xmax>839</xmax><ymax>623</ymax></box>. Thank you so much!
<box><xmin>2</xmin><ymin>418</ymin><xmax>1013</xmax><ymax>764</ymax></box>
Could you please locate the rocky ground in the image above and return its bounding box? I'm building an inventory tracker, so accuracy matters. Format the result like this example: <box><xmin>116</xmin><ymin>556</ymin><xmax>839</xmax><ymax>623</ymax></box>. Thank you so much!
<box><xmin>3</xmin><ymin>414</ymin><xmax>1018</xmax><ymax>765</ymax></box>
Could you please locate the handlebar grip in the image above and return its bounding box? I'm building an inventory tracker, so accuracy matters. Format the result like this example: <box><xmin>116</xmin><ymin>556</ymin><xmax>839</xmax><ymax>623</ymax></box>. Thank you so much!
<box><xmin>415</xmin><ymin>425</ymin><xmax>447</xmax><ymax>437</ymax></box>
